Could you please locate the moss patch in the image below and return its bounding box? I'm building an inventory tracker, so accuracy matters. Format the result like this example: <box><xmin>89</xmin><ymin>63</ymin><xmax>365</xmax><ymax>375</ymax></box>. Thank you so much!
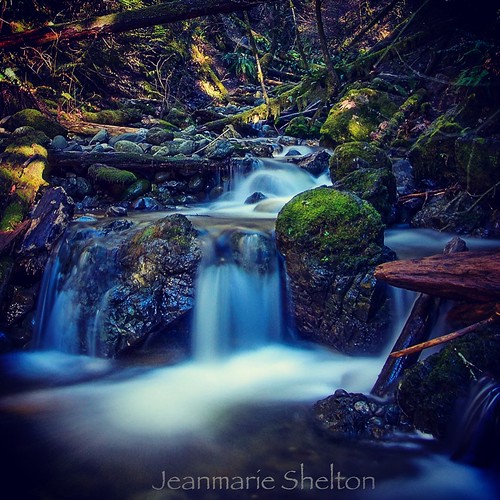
<box><xmin>284</xmin><ymin>116</ymin><xmax>321</xmax><ymax>139</ymax></box>
<box><xmin>320</xmin><ymin>88</ymin><xmax>399</xmax><ymax>146</ymax></box>
<box><xmin>88</xmin><ymin>164</ymin><xmax>137</xmax><ymax>186</ymax></box>
<box><xmin>82</xmin><ymin>108</ymin><xmax>142</xmax><ymax>126</ymax></box>
<box><xmin>329</xmin><ymin>141</ymin><xmax>391</xmax><ymax>180</ymax></box>
<box><xmin>0</xmin><ymin>201</ymin><xmax>25</xmax><ymax>231</ymax></box>
<box><xmin>276</xmin><ymin>187</ymin><xmax>384</xmax><ymax>272</ymax></box>
<box><xmin>6</xmin><ymin>109</ymin><xmax>66</xmax><ymax>138</ymax></box>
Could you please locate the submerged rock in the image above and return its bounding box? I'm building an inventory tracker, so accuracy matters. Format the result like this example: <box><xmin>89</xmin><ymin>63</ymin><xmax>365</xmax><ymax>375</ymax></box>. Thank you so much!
<box><xmin>276</xmin><ymin>187</ymin><xmax>392</xmax><ymax>354</ymax></box>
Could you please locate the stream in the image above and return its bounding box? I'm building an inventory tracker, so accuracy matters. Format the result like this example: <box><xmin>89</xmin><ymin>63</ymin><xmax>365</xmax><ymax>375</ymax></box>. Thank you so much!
<box><xmin>1</xmin><ymin>142</ymin><xmax>499</xmax><ymax>499</ymax></box>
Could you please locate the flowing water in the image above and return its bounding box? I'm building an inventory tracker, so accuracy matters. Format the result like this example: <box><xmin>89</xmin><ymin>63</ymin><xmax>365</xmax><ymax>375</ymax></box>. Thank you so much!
<box><xmin>1</xmin><ymin>143</ymin><xmax>499</xmax><ymax>499</ymax></box>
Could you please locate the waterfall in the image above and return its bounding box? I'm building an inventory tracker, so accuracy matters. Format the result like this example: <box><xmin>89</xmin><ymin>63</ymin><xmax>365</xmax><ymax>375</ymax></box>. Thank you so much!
<box><xmin>191</xmin><ymin>228</ymin><xmax>285</xmax><ymax>361</ymax></box>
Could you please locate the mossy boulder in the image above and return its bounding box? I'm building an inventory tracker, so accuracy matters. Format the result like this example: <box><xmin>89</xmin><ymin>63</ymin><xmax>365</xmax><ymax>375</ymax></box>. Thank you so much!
<box><xmin>166</xmin><ymin>107</ymin><xmax>193</xmax><ymax>128</ymax></box>
<box><xmin>88</xmin><ymin>164</ymin><xmax>137</xmax><ymax>186</ymax></box>
<box><xmin>320</xmin><ymin>88</ymin><xmax>399</xmax><ymax>146</ymax></box>
<box><xmin>284</xmin><ymin>116</ymin><xmax>321</xmax><ymax>139</ymax></box>
<box><xmin>397</xmin><ymin>329</ymin><xmax>500</xmax><ymax>439</ymax></box>
<box><xmin>6</xmin><ymin>109</ymin><xmax>66</xmax><ymax>138</ymax></box>
<box><xmin>329</xmin><ymin>141</ymin><xmax>392</xmax><ymax>180</ymax></box>
<box><xmin>114</xmin><ymin>140</ymin><xmax>143</xmax><ymax>154</ymax></box>
<box><xmin>333</xmin><ymin>168</ymin><xmax>397</xmax><ymax>223</ymax></box>
<box><xmin>146</xmin><ymin>127</ymin><xmax>174</xmax><ymax>145</ymax></box>
<box><xmin>82</xmin><ymin>108</ymin><xmax>142</xmax><ymax>126</ymax></box>
<box><xmin>408</xmin><ymin>114</ymin><xmax>463</xmax><ymax>184</ymax></box>
<box><xmin>455</xmin><ymin>135</ymin><xmax>500</xmax><ymax>195</ymax></box>
<box><xmin>276</xmin><ymin>188</ymin><xmax>392</xmax><ymax>354</ymax></box>
<box><xmin>122</xmin><ymin>179</ymin><xmax>151</xmax><ymax>201</ymax></box>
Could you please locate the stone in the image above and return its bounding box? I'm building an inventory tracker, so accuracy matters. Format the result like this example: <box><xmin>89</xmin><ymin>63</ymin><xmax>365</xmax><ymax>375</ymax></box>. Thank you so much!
<box><xmin>131</xmin><ymin>197</ymin><xmax>162</xmax><ymax>211</ymax></box>
<box><xmin>295</xmin><ymin>150</ymin><xmax>331</xmax><ymax>176</ymax></box>
<box><xmin>204</xmin><ymin>139</ymin><xmax>235</xmax><ymax>160</ymax></box>
<box><xmin>5</xmin><ymin>109</ymin><xmax>66</xmax><ymax>138</ymax></box>
<box><xmin>89</xmin><ymin>128</ymin><xmax>109</xmax><ymax>145</ymax></box>
<box><xmin>109</xmin><ymin>130</ymin><xmax>147</xmax><ymax>147</ymax></box>
<box><xmin>245</xmin><ymin>192</ymin><xmax>267</xmax><ymax>204</ymax></box>
<box><xmin>146</xmin><ymin>126</ymin><xmax>174</xmax><ymax>145</ymax></box>
<box><xmin>114</xmin><ymin>140</ymin><xmax>143</xmax><ymax>154</ymax></box>
<box><xmin>50</xmin><ymin>135</ymin><xmax>68</xmax><ymax>151</ymax></box>
<box><xmin>276</xmin><ymin>187</ymin><xmax>392</xmax><ymax>354</ymax></box>
<box><xmin>392</xmin><ymin>159</ymin><xmax>416</xmax><ymax>196</ymax></box>
<box><xmin>122</xmin><ymin>179</ymin><xmax>151</xmax><ymax>201</ymax></box>
<box><xmin>106</xmin><ymin>206</ymin><xmax>128</xmax><ymax>217</ymax></box>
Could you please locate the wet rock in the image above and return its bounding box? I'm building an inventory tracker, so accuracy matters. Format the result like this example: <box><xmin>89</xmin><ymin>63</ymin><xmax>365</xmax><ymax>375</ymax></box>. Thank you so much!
<box><xmin>204</xmin><ymin>139</ymin><xmax>235</xmax><ymax>160</ymax></box>
<box><xmin>245</xmin><ymin>192</ymin><xmax>267</xmax><ymax>204</ymax></box>
<box><xmin>209</xmin><ymin>185</ymin><xmax>224</xmax><ymax>200</ymax></box>
<box><xmin>230</xmin><ymin>231</ymin><xmax>276</xmax><ymax>273</ymax></box>
<box><xmin>222</xmin><ymin>124</ymin><xmax>242</xmax><ymax>139</ymax></box>
<box><xmin>187</xmin><ymin>175</ymin><xmax>205</xmax><ymax>193</ymax></box>
<box><xmin>285</xmin><ymin>148</ymin><xmax>302</xmax><ymax>157</ymax></box>
<box><xmin>152</xmin><ymin>145</ymin><xmax>171</xmax><ymax>158</ymax></box>
<box><xmin>291</xmin><ymin>150</ymin><xmax>331</xmax><ymax>176</ymax></box>
<box><xmin>392</xmin><ymin>159</ymin><xmax>416</xmax><ymax>196</ymax></box>
<box><xmin>169</xmin><ymin>139</ymin><xmax>196</xmax><ymax>155</ymax></box>
<box><xmin>131</xmin><ymin>197</ymin><xmax>163</xmax><ymax>211</ymax></box>
<box><xmin>89</xmin><ymin>128</ymin><xmax>109</xmax><ymax>145</ymax></box>
<box><xmin>4</xmin><ymin>286</ymin><xmax>35</xmax><ymax>326</ymax></box>
<box><xmin>109</xmin><ymin>130</ymin><xmax>147</xmax><ymax>147</ymax></box>
<box><xmin>122</xmin><ymin>179</ymin><xmax>151</xmax><ymax>201</ymax></box>
<box><xmin>114</xmin><ymin>140</ymin><xmax>143</xmax><ymax>154</ymax></box>
<box><xmin>313</xmin><ymin>391</ymin><xmax>406</xmax><ymax>440</ymax></box>
<box><xmin>146</xmin><ymin>126</ymin><xmax>174</xmax><ymax>145</ymax></box>
<box><xmin>50</xmin><ymin>135</ymin><xmax>68</xmax><ymax>151</ymax></box>
<box><xmin>106</xmin><ymin>206</ymin><xmax>128</xmax><ymax>217</ymax></box>
<box><xmin>5</xmin><ymin>109</ymin><xmax>66</xmax><ymax>138</ymax></box>
<box><xmin>276</xmin><ymin>187</ymin><xmax>392</xmax><ymax>354</ymax></box>
<box><xmin>16</xmin><ymin>187</ymin><xmax>74</xmax><ymax>284</ymax></box>
<box><xmin>284</xmin><ymin>116</ymin><xmax>321</xmax><ymax>139</ymax></box>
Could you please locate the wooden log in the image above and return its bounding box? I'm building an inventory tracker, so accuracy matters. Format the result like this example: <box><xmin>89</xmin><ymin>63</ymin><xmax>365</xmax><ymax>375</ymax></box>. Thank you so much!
<box><xmin>375</xmin><ymin>250</ymin><xmax>500</xmax><ymax>303</ymax></box>
<box><xmin>59</xmin><ymin>119</ymin><xmax>140</xmax><ymax>137</ymax></box>
<box><xmin>48</xmin><ymin>151</ymin><xmax>228</xmax><ymax>175</ymax></box>
<box><xmin>0</xmin><ymin>0</ymin><xmax>275</xmax><ymax>50</ymax></box>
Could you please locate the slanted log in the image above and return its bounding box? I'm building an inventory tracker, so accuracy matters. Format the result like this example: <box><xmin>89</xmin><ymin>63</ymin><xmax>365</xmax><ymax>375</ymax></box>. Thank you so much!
<box><xmin>375</xmin><ymin>250</ymin><xmax>500</xmax><ymax>303</ymax></box>
<box><xmin>48</xmin><ymin>151</ymin><xmax>228</xmax><ymax>175</ymax></box>
<box><xmin>0</xmin><ymin>0</ymin><xmax>275</xmax><ymax>50</ymax></box>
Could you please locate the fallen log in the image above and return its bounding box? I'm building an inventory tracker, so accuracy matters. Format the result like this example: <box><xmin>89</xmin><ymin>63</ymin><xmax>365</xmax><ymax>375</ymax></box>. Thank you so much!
<box><xmin>48</xmin><ymin>151</ymin><xmax>228</xmax><ymax>175</ymax></box>
<box><xmin>375</xmin><ymin>250</ymin><xmax>500</xmax><ymax>303</ymax></box>
<box><xmin>59</xmin><ymin>119</ymin><xmax>140</xmax><ymax>137</ymax></box>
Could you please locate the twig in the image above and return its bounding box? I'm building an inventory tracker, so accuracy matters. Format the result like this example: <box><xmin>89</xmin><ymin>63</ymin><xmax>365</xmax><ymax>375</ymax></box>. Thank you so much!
<box><xmin>389</xmin><ymin>308</ymin><xmax>500</xmax><ymax>358</ymax></box>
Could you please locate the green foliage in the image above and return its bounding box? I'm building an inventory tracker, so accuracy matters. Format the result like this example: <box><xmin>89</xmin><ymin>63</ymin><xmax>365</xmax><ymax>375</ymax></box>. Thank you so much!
<box><xmin>88</xmin><ymin>164</ymin><xmax>137</xmax><ymax>185</ymax></box>
<box><xmin>455</xmin><ymin>66</ymin><xmax>489</xmax><ymax>87</ymax></box>
<box><xmin>223</xmin><ymin>51</ymin><xmax>256</xmax><ymax>81</ymax></box>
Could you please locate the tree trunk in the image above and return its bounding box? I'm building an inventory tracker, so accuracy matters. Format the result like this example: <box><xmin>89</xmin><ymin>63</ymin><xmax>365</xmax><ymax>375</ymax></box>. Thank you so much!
<box><xmin>314</xmin><ymin>0</ymin><xmax>340</xmax><ymax>93</ymax></box>
<box><xmin>289</xmin><ymin>0</ymin><xmax>310</xmax><ymax>72</ymax></box>
<box><xmin>0</xmin><ymin>0</ymin><xmax>275</xmax><ymax>50</ymax></box>
<box><xmin>375</xmin><ymin>250</ymin><xmax>500</xmax><ymax>303</ymax></box>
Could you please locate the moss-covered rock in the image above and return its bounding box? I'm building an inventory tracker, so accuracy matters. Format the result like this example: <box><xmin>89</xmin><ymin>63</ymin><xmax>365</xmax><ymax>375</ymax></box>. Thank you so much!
<box><xmin>88</xmin><ymin>164</ymin><xmax>137</xmax><ymax>186</ymax></box>
<box><xmin>329</xmin><ymin>141</ymin><xmax>391</xmax><ymax>180</ymax></box>
<box><xmin>284</xmin><ymin>116</ymin><xmax>321</xmax><ymax>139</ymax></box>
<box><xmin>166</xmin><ymin>107</ymin><xmax>193</xmax><ymax>128</ymax></box>
<box><xmin>455</xmin><ymin>135</ymin><xmax>500</xmax><ymax>195</ymax></box>
<box><xmin>397</xmin><ymin>329</ymin><xmax>500</xmax><ymax>439</ymax></box>
<box><xmin>6</xmin><ymin>109</ymin><xmax>66</xmax><ymax>138</ymax></box>
<box><xmin>0</xmin><ymin>201</ymin><xmax>25</xmax><ymax>231</ymax></box>
<box><xmin>276</xmin><ymin>188</ymin><xmax>392</xmax><ymax>354</ymax></box>
<box><xmin>114</xmin><ymin>140</ymin><xmax>143</xmax><ymax>154</ymax></box>
<box><xmin>408</xmin><ymin>113</ymin><xmax>463</xmax><ymax>183</ymax></box>
<box><xmin>333</xmin><ymin>168</ymin><xmax>397</xmax><ymax>223</ymax></box>
<box><xmin>122</xmin><ymin>179</ymin><xmax>151</xmax><ymax>201</ymax></box>
<box><xmin>320</xmin><ymin>88</ymin><xmax>399</xmax><ymax>146</ymax></box>
<box><xmin>82</xmin><ymin>108</ymin><xmax>142</xmax><ymax>126</ymax></box>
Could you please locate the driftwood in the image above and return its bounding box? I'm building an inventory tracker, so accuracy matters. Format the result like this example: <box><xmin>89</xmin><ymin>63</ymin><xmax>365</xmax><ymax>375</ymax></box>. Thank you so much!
<box><xmin>48</xmin><ymin>151</ymin><xmax>228</xmax><ymax>175</ymax></box>
<box><xmin>371</xmin><ymin>237</ymin><xmax>467</xmax><ymax>397</ymax></box>
<box><xmin>375</xmin><ymin>250</ymin><xmax>500</xmax><ymax>303</ymax></box>
<box><xmin>59</xmin><ymin>119</ymin><xmax>140</xmax><ymax>137</ymax></box>
<box><xmin>0</xmin><ymin>0</ymin><xmax>274</xmax><ymax>50</ymax></box>
<box><xmin>389</xmin><ymin>311</ymin><xmax>500</xmax><ymax>358</ymax></box>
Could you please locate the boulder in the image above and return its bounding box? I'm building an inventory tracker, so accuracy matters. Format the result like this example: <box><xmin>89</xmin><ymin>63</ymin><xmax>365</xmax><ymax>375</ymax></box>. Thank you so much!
<box><xmin>294</xmin><ymin>150</ymin><xmax>331</xmax><ymax>176</ymax></box>
<box><xmin>276</xmin><ymin>187</ymin><xmax>392</xmax><ymax>354</ymax></box>
<box><xmin>122</xmin><ymin>179</ymin><xmax>151</xmax><ymax>201</ymax></box>
<box><xmin>5</xmin><ymin>109</ymin><xmax>66</xmax><ymax>138</ymax></box>
<box><xmin>284</xmin><ymin>116</ymin><xmax>321</xmax><ymax>139</ymax></box>
<box><xmin>204</xmin><ymin>139</ymin><xmax>235</xmax><ymax>160</ymax></box>
<box><xmin>114</xmin><ymin>140</ymin><xmax>143</xmax><ymax>154</ymax></box>
<box><xmin>146</xmin><ymin>126</ymin><xmax>174</xmax><ymax>145</ymax></box>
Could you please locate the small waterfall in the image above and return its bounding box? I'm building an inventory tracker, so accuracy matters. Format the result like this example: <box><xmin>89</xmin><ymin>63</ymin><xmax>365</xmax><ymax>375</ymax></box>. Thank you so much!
<box><xmin>191</xmin><ymin>228</ymin><xmax>285</xmax><ymax>362</ymax></box>
<box><xmin>452</xmin><ymin>376</ymin><xmax>500</xmax><ymax>467</ymax></box>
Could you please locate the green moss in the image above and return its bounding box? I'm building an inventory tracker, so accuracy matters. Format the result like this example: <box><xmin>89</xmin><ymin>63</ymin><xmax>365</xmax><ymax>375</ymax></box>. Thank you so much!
<box><xmin>333</xmin><ymin>168</ymin><xmax>397</xmax><ymax>222</ymax></box>
<box><xmin>276</xmin><ymin>187</ymin><xmax>384</xmax><ymax>272</ymax></box>
<box><xmin>82</xmin><ymin>108</ymin><xmax>141</xmax><ymax>126</ymax></box>
<box><xmin>320</xmin><ymin>88</ymin><xmax>399</xmax><ymax>146</ymax></box>
<box><xmin>284</xmin><ymin>116</ymin><xmax>321</xmax><ymax>139</ymax></box>
<box><xmin>88</xmin><ymin>164</ymin><xmax>137</xmax><ymax>185</ymax></box>
<box><xmin>455</xmin><ymin>136</ymin><xmax>500</xmax><ymax>194</ymax></box>
<box><xmin>0</xmin><ymin>201</ymin><xmax>25</xmax><ymax>231</ymax></box>
<box><xmin>398</xmin><ymin>330</ymin><xmax>500</xmax><ymax>438</ymax></box>
<box><xmin>408</xmin><ymin>113</ymin><xmax>464</xmax><ymax>183</ymax></box>
<box><xmin>330</xmin><ymin>141</ymin><xmax>391</xmax><ymax>180</ymax></box>
<box><xmin>7</xmin><ymin>109</ymin><xmax>66</xmax><ymax>138</ymax></box>
<box><xmin>122</xmin><ymin>179</ymin><xmax>151</xmax><ymax>201</ymax></box>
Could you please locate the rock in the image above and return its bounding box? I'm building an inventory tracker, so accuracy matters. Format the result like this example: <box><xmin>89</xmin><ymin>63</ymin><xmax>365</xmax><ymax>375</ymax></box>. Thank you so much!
<box><xmin>114</xmin><ymin>140</ymin><xmax>143</xmax><ymax>154</ymax></box>
<box><xmin>16</xmin><ymin>187</ymin><xmax>74</xmax><ymax>284</ymax></box>
<box><xmin>392</xmin><ymin>159</ymin><xmax>416</xmax><ymax>196</ymax></box>
<box><xmin>152</xmin><ymin>145</ymin><xmax>171</xmax><ymax>158</ymax></box>
<box><xmin>397</xmin><ymin>330</ymin><xmax>500</xmax><ymax>438</ymax></box>
<box><xmin>320</xmin><ymin>88</ymin><xmax>399</xmax><ymax>146</ymax></box>
<box><xmin>411</xmin><ymin>192</ymin><xmax>487</xmax><ymax>234</ymax></box>
<box><xmin>91</xmin><ymin>144</ymin><xmax>106</xmax><ymax>153</ymax></box>
<box><xmin>5</xmin><ymin>109</ymin><xmax>66</xmax><ymax>138</ymax></box>
<box><xmin>295</xmin><ymin>150</ymin><xmax>331</xmax><ymax>176</ymax></box>
<box><xmin>313</xmin><ymin>391</ymin><xmax>406</xmax><ymax>440</ymax></box>
<box><xmin>50</xmin><ymin>135</ymin><xmax>68</xmax><ymax>151</ymax></box>
<box><xmin>245</xmin><ymin>192</ymin><xmax>267</xmax><ymax>204</ymax></box>
<box><xmin>333</xmin><ymin>168</ymin><xmax>397</xmax><ymax>223</ymax></box>
<box><xmin>122</xmin><ymin>179</ymin><xmax>151</xmax><ymax>201</ymax></box>
<box><xmin>203</xmin><ymin>139</ymin><xmax>235</xmax><ymax>160</ymax></box>
<box><xmin>455</xmin><ymin>135</ymin><xmax>500</xmax><ymax>194</ymax></box>
<box><xmin>209</xmin><ymin>185</ymin><xmax>224</xmax><ymax>200</ymax></box>
<box><xmin>109</xmin><ymin>130</ymin><xmax>147</xmax><ymax>147</ymax></box>
<box><xmin>106</xmin><ymin>206</ymin><xmax>128</xmax><ymax>217</ymax></box>
<box><xmin>146</xmin><ymin>126</ymin><xmax>174</xmax><ymax>145</ymax></box>
<box><xmin>166</xmin><ymin>107</ymin><xmax>193</xmax><ymax>128</ymax></box>
<box><xmin>222</xmin><ymin>124</ymin><xmax>242</xmax><ymax>139</ymax></box>
<box><xmin>4</xmin><ymin>286</ymin><xmax>36</xmax><ymax>326</ymax></box>
<box><xmin>103</xmin><ymin>214</ymin><xmax>202</xmax><ymax>356</ymax></box>
<box><xmin>64</xmin><ymin>143</ymin><xmax>83</xmax><ymax>152</ymax></box>
<box><xmin>329</xmin><ymin>141</ymin><xmax>392</xmax><ymax>180</ymax></box>
<box><xmin>89</xmin><ymin>128</ymin><xmax>109</xmax><ymax>145</ymax></box>
<box><xmin>276</xmin><ymin>187</ymin><xmax>392</xmax><ymax>354</ymax></box>
<box><xmin>131</xmin><ymin>197</ymin><xmax>162</xmax><ymax>210</ymax></box>
<box><xmin>187</xmin><ymin>175</ymin><xmax>205</xmax><ymax>193</ymax></box>
<box><xmin>88</xmin><ymin>164</ymin><xmax>137</xmax><ymax>186</ymax></box>
<box><xmin>230</xmin><ymin>231</ymin><xmax>276</xmax><ymax>273</ymax></box>
<box><xmin>285</xmin><ymin>148</ymin><xmax>302</xmax><ymax>157</ymax></box>
<box><xmin>408</xmin><ymin>113</ymin><xmax>462</xmax><ymax>184</ymax></box>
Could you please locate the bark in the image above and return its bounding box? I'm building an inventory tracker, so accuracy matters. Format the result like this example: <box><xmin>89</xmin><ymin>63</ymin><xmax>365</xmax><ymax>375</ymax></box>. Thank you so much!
<box><xmin>375</xmin><ymin>250</ymin><xmax>500</xmax><ymax>303</ymax></box>
<box><xmin>314</xmin><ymin>0</ymin><xmax>340</xmax><ymax>93</ymax></box>
<box><xmin>48</xmin><ymin>151</ymin><xmax>228</xmax><ymax>175</ymax></box>
<box><xmin>0</xmin><ymin>0</ymin><xmax>276</xmax><ymax>50</ymax></box>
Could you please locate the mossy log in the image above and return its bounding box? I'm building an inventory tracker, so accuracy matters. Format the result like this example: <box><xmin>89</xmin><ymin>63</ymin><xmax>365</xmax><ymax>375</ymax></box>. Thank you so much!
<box><xmin>48</xmin><ymin>151</ymin><xmax>228</xmax><ymax>175</ymax></box>
<box><xmin>59</xmin><ymin>117</ymin><xmax>140</xmax><ymax>137</ymax></box>
<box><xmin>0</xmin><ymin>0</ymin><xmax>275</xmax><ymax>50</ymax></box>
<box><xmin>375</xmin><ymin>250</ymin><xmax>500</xmax><ymax>303</ymax></box>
